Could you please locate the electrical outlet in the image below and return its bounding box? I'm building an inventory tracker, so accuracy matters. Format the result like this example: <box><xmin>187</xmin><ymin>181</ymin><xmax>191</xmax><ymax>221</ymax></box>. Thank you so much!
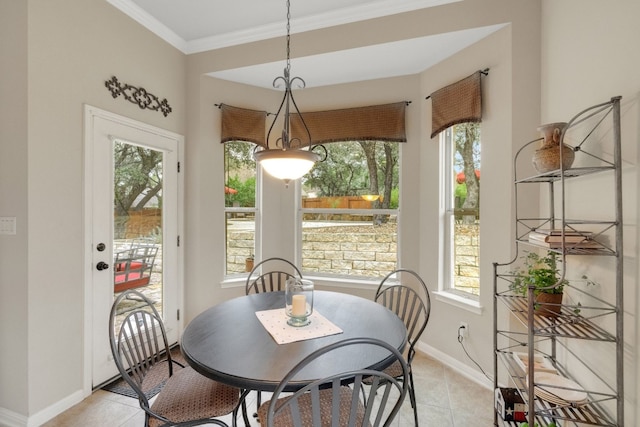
<box><xmin>458</xmin><ymin>322</ymin><xmax>469</xmax><ymax>339</ymax></box>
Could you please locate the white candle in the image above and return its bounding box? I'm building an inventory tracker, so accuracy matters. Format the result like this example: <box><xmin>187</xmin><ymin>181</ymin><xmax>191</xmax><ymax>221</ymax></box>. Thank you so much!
<box><xmin>291</xmin><ymin>294</ymin><xmax>306</xmax><ymax>316</ymax></box>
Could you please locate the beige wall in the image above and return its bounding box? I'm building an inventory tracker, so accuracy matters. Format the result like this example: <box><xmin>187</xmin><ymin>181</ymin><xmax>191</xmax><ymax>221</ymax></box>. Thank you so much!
<box><xmin>1</xmin><ymin>0</ymin><xmax>637</xmax><ymax>424</ymax></box>
<box><xmin>0</xmin><ymin>0</ymin><xmax>29</xmax><ymax>417</ymax></box>
<box><xmin>541</xmin><ymin>0</ymin><xmax>639</xmax><ymax>423</ymax></box>
<box><xmin>179</xmin><ymin>0</ymin><xmax>543</xmax><ymax>393</ymax></box>
<box><xmin>418</xmin><ymin>24</ymin><xmax>522</xmax><ymax>377</ymax></box>
<box><xmin>0</xmin><ymin>0</ymin><xmax>186</xmax><ymax>422</ymax></box>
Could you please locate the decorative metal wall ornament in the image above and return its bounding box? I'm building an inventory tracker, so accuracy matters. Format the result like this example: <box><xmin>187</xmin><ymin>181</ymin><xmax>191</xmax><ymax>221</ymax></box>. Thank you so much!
<box><xmin>105</xmin><ymin>76</ymin><xmax>172</xmax><ymax>117</ymax></box>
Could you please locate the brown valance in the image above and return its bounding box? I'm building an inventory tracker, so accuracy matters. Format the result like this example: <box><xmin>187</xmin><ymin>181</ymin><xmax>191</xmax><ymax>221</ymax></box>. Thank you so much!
<box><xmin>429</xmin><ymin>71</ymin><xmax>483</xmax><ymax>138</ymax></box>
<box><xmin>290</xmin><ymin>102</ymin><xmax>407</xmax><ymax>147</ymax></box>
<box><xmin>219</xmin><ymin>103</ymin><xmax>267</xmax><ymax>146</ymax></box>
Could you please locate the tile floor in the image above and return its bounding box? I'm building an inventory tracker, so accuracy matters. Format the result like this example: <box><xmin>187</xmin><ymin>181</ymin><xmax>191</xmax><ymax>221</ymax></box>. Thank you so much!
<box><xmin>42</xmin><ymin>351</ymin><xmax>494</xmax><ymax>427</ymax></box>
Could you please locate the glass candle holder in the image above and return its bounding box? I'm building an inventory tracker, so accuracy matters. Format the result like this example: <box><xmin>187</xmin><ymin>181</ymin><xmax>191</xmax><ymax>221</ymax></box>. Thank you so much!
<box><xmin>285</xmin><ymin>278</ymin><xmax>314</xmax><ymax>327</ymax></box>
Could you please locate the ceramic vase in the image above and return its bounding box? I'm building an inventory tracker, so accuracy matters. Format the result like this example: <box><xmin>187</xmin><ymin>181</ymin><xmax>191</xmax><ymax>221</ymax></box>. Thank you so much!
<box><xmin>532</xmin><ymin>122</ymin><xmax>575</xmax><ymax>173</ymax></box>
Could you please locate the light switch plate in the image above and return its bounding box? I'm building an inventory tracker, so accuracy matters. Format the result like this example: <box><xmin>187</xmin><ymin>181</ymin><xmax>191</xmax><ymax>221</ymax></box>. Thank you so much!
<box><xmin>0</xmin><ymin>217</ymin><xmax>17</xmax><ymax>235</ymax></box>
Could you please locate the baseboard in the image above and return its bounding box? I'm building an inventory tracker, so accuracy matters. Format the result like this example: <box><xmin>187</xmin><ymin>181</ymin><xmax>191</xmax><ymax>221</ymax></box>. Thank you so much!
<box><xmin>0</xmin><ymin>406</ymin><xmax>27</xmax><ymax>427</ymax></box>
<box><xmin>0</xmin><ymin>389</ymin><xmax>86</xmax><ymax>427</ymax></box>
<box><xmin>416</xmin><ymin>341</ymin><xmax>493</xmax><ymax>390</ymax></box>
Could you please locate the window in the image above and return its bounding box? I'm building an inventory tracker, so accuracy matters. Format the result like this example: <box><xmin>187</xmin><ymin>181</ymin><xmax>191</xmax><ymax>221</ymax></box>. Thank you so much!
<box><xmin>441</xmin><ymin>123</ymin><xmax>481</xmax><ymax>296</ymax></box>
<box><xmin>299</xmin><ymin>141</ymin><xmax>400</xmax><ymax>279</ymax></box>
<box><xmin>224</xmin><ymin>141</ymin><xmax>257</xmax><ymax>276</ymax></box>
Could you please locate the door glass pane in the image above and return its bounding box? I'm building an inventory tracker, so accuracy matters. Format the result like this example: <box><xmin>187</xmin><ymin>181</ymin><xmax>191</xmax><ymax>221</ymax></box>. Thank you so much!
<box><xmin>112</xmin><ymin>140</ymin><xmax>164</xmax><ymax>324</ymax></box>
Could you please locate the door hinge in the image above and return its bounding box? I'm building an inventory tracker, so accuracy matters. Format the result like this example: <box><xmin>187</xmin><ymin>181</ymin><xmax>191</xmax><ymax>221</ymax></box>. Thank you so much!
<box><xmin>177</xmin><ymin>309</ymin><xmax>180</xmax><ymax>321</ymax></box>
<box><xmin>177</xmin><ymin>235</ymin><xmax>180</xmax><ymax>247</ymax></box>
<box><xmin>177</xmin><ymin>161</ymin><xmax>181</xmax><ymax>173</ymax></box>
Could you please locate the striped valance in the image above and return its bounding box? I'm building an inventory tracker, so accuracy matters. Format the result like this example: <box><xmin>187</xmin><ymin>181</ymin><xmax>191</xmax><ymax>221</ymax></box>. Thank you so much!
<box><xmin>219</xmin><ymin>103</ymin><xmax>267</xmax><ymax>146</ymax></box>
<box><xmin>220</xmin><ymin>102</ymin><xmax>407</xmax><ymax>148</ymax></box>
<box><xmin>429</xmin><ymin>71</ymin><xmax>483</xmax><ymax>138</ymax></box>
<box><xmin>290</xmin><ymin>102</ymin><xmax>407</xmax><ymax>147</ymax></box>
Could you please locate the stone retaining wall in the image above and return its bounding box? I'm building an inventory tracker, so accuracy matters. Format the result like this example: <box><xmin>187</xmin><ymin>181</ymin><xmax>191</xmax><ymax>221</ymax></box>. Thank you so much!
<box><xmin>453</xmin><ymin>223</ymin><xmax>480</xmax><ymax>294</ymax></box>
<box><xmin>227</xmin><ymin>222</ymin><xmax>480</xmax><ymax>294</ymax></box>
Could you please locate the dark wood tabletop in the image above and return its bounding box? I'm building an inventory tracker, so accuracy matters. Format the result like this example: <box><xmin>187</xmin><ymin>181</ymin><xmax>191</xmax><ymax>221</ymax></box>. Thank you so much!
<box><xmin>180</xmin><ymin>290</ymin><xmax>407</xmax><ymax>392</ymax></box>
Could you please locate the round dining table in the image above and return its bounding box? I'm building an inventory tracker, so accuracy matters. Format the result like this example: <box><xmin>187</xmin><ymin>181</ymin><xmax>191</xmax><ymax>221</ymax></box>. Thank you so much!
<box><xmin>180</xmin><ymin>290</ymin><xmax>407</xmax><ymax>393</ymax></box>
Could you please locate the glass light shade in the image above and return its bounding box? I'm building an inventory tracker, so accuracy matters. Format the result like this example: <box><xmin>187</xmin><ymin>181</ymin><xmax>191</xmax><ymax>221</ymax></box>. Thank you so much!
<box><xmin>285</xmin><ymin>277</ymin><xmax>314</xmax><ymax>327</ymax></box>
<box><xmin>254</xmin><ymin>149</ymin><xmax>320</xmax><ymax>182</ymax></box>
<box><xmin>361</xmin><ymin>194</ymin><xmax>380</xmax><ymax>201</ymax></box>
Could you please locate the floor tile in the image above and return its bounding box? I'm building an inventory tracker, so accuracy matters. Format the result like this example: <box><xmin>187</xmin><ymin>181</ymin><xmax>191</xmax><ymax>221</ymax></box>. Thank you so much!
<box><xmin>41</xmin><ymin>352</ymin><xmax>493</xmax><ymax>427</ymax></box>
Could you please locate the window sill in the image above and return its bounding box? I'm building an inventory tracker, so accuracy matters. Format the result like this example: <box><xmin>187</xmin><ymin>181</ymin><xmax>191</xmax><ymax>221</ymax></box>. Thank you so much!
<box><xmin>433</xmin><ymin>290</ymin><xmax>483</xmax><ymax>315</ymax></box>
<box><xmin>221</xmin><ymin>274</ymin><xmax>381</xmax><ymax>291</ymax></box>
<box><xmin>221</xmin><ymin>275</ymin><xmax>247</xmax><ymax>289</ymax></box>
<box><xmin>306</xmin><ymin>275</ymin><xmax>380</xmax><ymax>290</ymax></box>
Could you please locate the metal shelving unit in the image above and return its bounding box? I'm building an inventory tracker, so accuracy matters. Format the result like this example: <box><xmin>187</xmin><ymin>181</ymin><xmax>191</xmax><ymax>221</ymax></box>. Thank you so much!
<box><xmin>493</xmin><ymin>97</ymin><xmax>623</xmax><ymax>426</ymax></box>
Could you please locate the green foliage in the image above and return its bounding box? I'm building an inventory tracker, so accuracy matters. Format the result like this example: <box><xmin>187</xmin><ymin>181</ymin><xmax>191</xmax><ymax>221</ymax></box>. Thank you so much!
<box><xmin>225</xmin><ymin>176</ymin><xmax>256</xmax><ymax>207</ymax></box>
<box><xmin>224</xmin><ymin>140</ymin><xmax>256</xmax><ymax>171</ymax></box>
<box><xmin>305</xmin><ymin>142</ymin><xmax>366</xmax><ymax>196</ymax></box>
<box><xmin>511</xmin><ymin>251</ymin><xmax>567</xmax><ymax>295</ymax></box>
<box><xmin>304</xmin><ymin>141</ymin><xmax>399</xmax><ymax>200</ymax></box>
<box><xmin>453</xmin><ymin>123</ymin><xmax>480</xmax><ymax>213</ymax></box>
<box><xmin>389</xmin><ymin>188</ymin><xmax>399</xmax><ymax>209</ymax></box>
<box><xmin>222</xmin><ymin>139</ymin><xmax>400</xmax><ymax>209</ymax></box>
<box><xmin>113</xmin><ymin>141</ymin><xmax>163</xmax><ymax>216</ymax></box>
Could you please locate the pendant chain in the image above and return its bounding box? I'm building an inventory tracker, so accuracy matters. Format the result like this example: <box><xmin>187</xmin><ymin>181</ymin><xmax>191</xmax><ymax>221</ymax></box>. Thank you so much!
<box><xmin>286</xmin><ymin>0</ymin><xmax>291</xmax><ymax>73</ymax></box>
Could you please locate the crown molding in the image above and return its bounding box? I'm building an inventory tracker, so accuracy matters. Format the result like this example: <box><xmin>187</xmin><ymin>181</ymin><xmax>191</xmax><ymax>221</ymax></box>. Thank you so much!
<box><xmin>108</xmin><ymin>0</ymin><xmax>459</xmax><ymax>54</ymax></box>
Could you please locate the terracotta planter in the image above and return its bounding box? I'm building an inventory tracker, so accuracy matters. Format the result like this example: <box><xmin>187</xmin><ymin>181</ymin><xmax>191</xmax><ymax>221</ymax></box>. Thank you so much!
<box><xmin>534</xmin><ymin>292</ymin><xmax>563</xmax><ymax>318</ymax></box>
<box><xmin>245</xmin><ymin>258</ymin><xmax>254</xmax><ymax>272</ymax></box>
<box><xmin>532</xmin><ymin>122</ymin><xmax>575</xmax><ymax>173</ymax></box>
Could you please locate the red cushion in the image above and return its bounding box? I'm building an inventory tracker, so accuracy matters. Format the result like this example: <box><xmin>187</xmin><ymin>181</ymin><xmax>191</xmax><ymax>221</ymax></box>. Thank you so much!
<box><xmin>115</xmin><ymin>272</ymin><xmax>143</xmax><ymax>283</ymax></box>
<box><xmin>114</xmin><ymin>277</ymin><xmax>150</xmax><ymax>293</ymax></box>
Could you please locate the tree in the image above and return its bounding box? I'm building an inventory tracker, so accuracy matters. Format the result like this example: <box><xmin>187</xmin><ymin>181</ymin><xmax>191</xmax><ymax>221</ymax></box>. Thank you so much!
<box><xmin>454</xmin><ymin>123</ymin><xmax>480</xmax><ymax>223</ymax></box>
<box><xmin>224</xmin><ymin>140</ymin><xmax>256</xmax><ymax>172</ymax></box>
<box><xmin>113</xmin><ymin>141</ymin><xmax>163</xmax><ymax>217</ymax></box>
<box><xmin>225</xmin><ymin>176</ymin><xmax>256</xmax><ymax>207</ymax></box>
<box><xmin>304</xmin><ymin>142</ymin><xmax>366</xmax><ymax>196</ymax></box>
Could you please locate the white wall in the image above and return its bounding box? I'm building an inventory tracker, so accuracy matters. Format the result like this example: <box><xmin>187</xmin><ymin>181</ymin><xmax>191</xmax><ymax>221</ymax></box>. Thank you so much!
<box><xmin>541</xmin><ymin>0</ymin><xmax>639</xmax><ymax>423</ymax></box>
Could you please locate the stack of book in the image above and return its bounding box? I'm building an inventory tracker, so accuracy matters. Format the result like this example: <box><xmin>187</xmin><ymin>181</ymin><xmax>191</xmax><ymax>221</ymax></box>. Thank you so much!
<box><xmin>528</xmin><ymin>229</ymin><xmax>601</xmax><ymax>248</ymax></box>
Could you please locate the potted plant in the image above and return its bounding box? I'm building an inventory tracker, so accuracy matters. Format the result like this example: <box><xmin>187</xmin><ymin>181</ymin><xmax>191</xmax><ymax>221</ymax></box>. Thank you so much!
<box><xmin>511</xmin><ymin>251</ymin><xmax>567</xmax><ymax>318</ymax></box>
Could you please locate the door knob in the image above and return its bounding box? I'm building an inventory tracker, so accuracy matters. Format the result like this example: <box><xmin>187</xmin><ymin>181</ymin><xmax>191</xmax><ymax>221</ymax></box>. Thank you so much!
<box><xmin>96</xmin><ymin>261</ymin><xmax>109</xmax><ymax>271</ymax></box>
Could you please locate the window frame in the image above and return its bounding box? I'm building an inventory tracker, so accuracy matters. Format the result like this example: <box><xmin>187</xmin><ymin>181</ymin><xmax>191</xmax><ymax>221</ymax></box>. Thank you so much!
<box><xmin>438</xmin><ymin>125</ymin><xmax>480</xmax><ymax>302</ymax></box>
<box><xmin>295</xmin><ymin>141</ymin><xmax>401</xmax><ymax>281</ymax></box>
<box><xmin>222</xmin><ymin>140</ymin><xmax>260</xmax><ymax>280</ymax></box>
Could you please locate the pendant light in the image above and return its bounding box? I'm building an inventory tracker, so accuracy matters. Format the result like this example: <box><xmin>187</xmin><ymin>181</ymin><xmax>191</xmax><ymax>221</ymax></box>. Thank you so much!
<box><xmin>253</xmin><ymin>0</ymin><xmax>322</xmax><ymax>185</ymax></box>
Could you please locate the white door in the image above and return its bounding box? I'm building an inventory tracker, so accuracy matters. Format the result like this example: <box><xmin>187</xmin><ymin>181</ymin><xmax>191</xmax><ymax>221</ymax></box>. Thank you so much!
<box><xmin>84</xmin><ymin>106</ymin><xmax>183</xmax><ymax>388</ymax></box>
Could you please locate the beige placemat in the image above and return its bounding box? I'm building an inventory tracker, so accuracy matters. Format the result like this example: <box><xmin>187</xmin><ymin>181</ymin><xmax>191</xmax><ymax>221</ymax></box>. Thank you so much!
<box><xmin>255</xmin><ymin>308</ymin><xmax>343</xmax><ymax>344</ymax></box>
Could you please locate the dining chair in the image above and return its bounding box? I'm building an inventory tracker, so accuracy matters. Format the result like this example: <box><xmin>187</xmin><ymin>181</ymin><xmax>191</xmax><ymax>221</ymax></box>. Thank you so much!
<box><xmin>257</xmin><ymin>337</ymin><xmax>409</xmax><ymax>427</ymax></box>
<box><xmin>109</xmin><ymin>290</ymin><xmax>240</xmax><ymax>427</ymax></box>
<box><xmin>245</xmin><ymin>257</ymin><xmax>303</xmax><ymax>294</ymax></box>
<box><xmin>245</xmin><ymin>257</ymin><xmax>303</xmax><ymax>416</ymax></box>
<box><xmin>372</xmin><ymin>268</ymin><xmax>431</xmax><ymax>427</ymax></box>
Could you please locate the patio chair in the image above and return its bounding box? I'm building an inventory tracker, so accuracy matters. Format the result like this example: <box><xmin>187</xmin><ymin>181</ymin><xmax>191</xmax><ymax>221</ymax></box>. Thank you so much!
<box><xmin>245</xmin><ymin>257</ymin><xmax>303</xmax><ymax>295</ymax></box>
<box><xmin>371</xmin><ymin>268</ymin><xmax>431</xmax><ymax>427</ymax></box>
<box><xmin>109</xmin><ymin>290</ymin><xmax>240</xmax><ymax>427</ymax></box>
<box><xmin>113</xmin><ymin>242</ymin><xmax>158</xmax><ymax>293</ymax></box>
<box><xmin>257</xmin><ymin>337</ymin><xmax>408</xmax><ymax>427</ymax></box>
